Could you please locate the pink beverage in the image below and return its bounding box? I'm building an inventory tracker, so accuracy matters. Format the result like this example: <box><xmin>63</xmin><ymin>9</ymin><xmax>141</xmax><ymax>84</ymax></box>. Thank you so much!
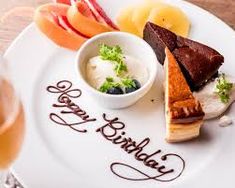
<box><xmin>0</xmin><ymin>79</ymin><xmax>25</xmax><ymax>169</ymax></box>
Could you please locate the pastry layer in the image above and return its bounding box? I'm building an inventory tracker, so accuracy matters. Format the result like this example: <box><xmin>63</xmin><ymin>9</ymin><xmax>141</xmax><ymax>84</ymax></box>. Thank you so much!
<box><xmin>166</xmin><ymin>120</ymin><xmax>203</xmax><ymax>143</ymax></box>
<box><xmin>164</xmin><ymin>48</ymin><xmax>204</xmax><ymax>142</ymax></box>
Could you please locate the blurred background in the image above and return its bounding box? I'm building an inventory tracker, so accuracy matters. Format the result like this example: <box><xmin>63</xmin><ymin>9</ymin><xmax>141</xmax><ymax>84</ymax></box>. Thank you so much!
<box><xmin>0</xmin><ymin>0</ymin><xmax>47</xmax><ymax>17</ymax></box>
<box><xmin>0</xmin><ymin>0</ymin><xmax>234</xmax><ymax>55</ymax></box>
<box><xmin>0</xmin><ymin>0</ymin><xmax>234</xmax><ymax>23</ymax></box>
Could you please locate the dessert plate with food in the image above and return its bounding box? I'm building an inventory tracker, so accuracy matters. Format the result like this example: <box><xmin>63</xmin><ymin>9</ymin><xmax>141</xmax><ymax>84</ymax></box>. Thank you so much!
<box><xmin>4</xmin><ymin>0</ymin><xmax>235</xmax><ymax>187</ymax></box>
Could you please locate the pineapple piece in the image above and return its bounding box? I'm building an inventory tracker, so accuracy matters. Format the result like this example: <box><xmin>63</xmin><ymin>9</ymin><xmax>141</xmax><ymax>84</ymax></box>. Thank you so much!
<box><xmin>117</xmin><ymin>0</ymin><xmax>191</xmax><ymax>38</ymax></box>
<box><xmin>116</xmin><ymin>6</ymin><xmax>140</xmax><ymax>36</ymax></box>
<box><xmin>132</xmin><ymin>1</ymin><xmax>167</xmax><ymax>37</ymax></box>
<box><xmin>148</xmin><ymin>5</ymin><xmax>190</xmax><ymax>37</ymax></box>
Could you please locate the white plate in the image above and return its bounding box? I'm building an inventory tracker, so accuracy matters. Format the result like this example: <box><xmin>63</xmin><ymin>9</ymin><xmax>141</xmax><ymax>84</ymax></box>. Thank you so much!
<box><xmin>4</xmin><ymin>0</ymin><xmax>235</xmax><ymax>187</ymax></box>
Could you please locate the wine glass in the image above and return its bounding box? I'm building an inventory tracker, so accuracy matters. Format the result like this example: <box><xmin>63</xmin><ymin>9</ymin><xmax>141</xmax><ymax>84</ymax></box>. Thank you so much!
<box><xmin>0</xmin><ymin>56</ymin><xmax>25</xmax><ymax>187</ymax></box>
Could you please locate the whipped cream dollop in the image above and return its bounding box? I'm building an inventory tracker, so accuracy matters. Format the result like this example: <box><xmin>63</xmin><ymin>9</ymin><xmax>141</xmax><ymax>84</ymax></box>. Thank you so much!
<box><xmin>193</xmin><ymin>75</ymin><xmax>235</xmax><ymax>120</ymax></box>
<box><xmin>219</xmin><ymin>115</ymin><xmax>233</xmax><ymax>127</ymax></box>
<box><xmin>86</xmin><ymin>55</ymin><xmax>149</xmax><ymax>90</ymax></box>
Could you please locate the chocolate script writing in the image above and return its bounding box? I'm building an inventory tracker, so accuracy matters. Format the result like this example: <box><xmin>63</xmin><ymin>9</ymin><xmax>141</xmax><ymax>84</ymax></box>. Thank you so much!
<box><xmin>97</xmin><ymin>114</ymin><xmax>185</xmax><ymax>182</ymax></box>
<box><xmin>47</xmin><ymin>80</ymin><xmax>96</xmax><ymax>133</ymax></box>
<box><xmin>47</xmin><ymin>80</ymin><xmax>185</xmax><ymax>183</ymax></box>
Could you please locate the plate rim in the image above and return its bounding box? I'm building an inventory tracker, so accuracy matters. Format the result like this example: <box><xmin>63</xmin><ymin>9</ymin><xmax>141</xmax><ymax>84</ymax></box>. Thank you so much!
<box><xmin>3</xmin><ymin>0</ymin><xmax>235</xmax><ymax>187</ymax></box>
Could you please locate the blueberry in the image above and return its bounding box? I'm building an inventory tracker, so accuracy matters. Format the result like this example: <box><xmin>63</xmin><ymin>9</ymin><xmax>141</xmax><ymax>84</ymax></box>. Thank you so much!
<box><xmin>133</xmin><ymin>79</ymin><xmax>141</xmax><ymax>89</ymax></box>
<box><xmin>125</xmin><ymin>87</ymin><xmax>137</xmax><ymax>93</ymax></box>
<box><xmin>107</xmin><ymin>87</ymin><xmax>124</xmax><ymax>95</ymax></box>
<box><xmin>125</xmin><ymin>79</ymin><xmax>141</xmax><ymax>94</ymax></box>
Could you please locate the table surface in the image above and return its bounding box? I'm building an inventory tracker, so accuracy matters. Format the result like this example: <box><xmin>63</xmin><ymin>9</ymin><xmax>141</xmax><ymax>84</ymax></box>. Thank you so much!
<box><xmin>0</xmin><ymin>0</ymin><xmax>234</xmax><ymax>54</ymax></box>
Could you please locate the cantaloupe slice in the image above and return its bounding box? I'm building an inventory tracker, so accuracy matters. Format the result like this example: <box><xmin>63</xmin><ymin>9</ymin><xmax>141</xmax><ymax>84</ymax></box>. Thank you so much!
<box><xmin>34</xmin><ymin>3</ymin><xmax>87</xmax><ymax>50</ymax></box>
<box><xmin>67</xmin><ymin>2</ymin><xmax>114</xmax><ymax>38</ymax></box>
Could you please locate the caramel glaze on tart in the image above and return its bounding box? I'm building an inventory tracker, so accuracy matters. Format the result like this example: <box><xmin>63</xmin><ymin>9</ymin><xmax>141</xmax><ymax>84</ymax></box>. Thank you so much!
<box><xmin>165</xmin><ymin>48</ymin><xmax>204</xmax><ymax>142</ymax></box>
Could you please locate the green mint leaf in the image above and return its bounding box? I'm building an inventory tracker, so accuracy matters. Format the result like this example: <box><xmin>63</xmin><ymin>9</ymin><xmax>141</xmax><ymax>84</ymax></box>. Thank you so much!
<box><xmin>121</xmin><ymin>77</ymin><xmax>136</xmax><ymax>89</ymax></box>
<box><xmin>99</xmin><ymin>44</ymin><xmax>128</xmax><ymax>76</ymax></box>
<box><xmin>215</xmin><ymin>73</ymin><xmax>234</xmax><ymax>103</ymax></box>
<box><xmin>106</xmin><ymin>77</ymin><xmax>114</xmax><ymax>82</ymax></box>
<box><xmin>114</xmin><ymin>61</ymin><xmax>128</xmax><ymax>76</ymax></box>
<box><xmin>99</xmin><ymin>77</ymin><xmax>121</xmax><ymax>93</ymax></box>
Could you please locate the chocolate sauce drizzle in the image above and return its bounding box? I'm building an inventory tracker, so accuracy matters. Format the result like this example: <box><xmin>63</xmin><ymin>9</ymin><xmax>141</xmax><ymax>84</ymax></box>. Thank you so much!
<box><xmin>47</xmin><ymin>80</ymin><xmax>96</xmax><ymax>133</ymax></box>
<box><xmin>97</xmin><ymin>114</ymin><xmax>185</xmax><ymax>182</ymax></box>
<box><xmin>46</xmin><ymin>80</ymin><xmax>185</xmax><ymax>183</ymax></box>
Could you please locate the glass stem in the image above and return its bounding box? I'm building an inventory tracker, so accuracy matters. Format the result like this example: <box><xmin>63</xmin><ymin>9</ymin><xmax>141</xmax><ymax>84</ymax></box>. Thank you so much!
<box><xmin>0</xmin><ymin>170</ymin><xmax>8</xmax><ymax>188</ymax></box>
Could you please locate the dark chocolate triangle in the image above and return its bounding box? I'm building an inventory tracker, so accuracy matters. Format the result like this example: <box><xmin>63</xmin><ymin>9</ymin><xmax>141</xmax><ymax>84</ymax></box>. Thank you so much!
<box><xmin>143</xmin><ymin>22</ymin><xmax>224</xmax><ymax>90</ymax></box>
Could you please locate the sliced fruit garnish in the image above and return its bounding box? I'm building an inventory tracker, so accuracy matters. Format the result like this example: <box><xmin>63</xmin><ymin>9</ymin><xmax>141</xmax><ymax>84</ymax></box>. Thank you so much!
<box><xmin>71</xmin><ymin>0</ymin><xmax>96</xmax><ymax>20</ymax></box>
<box><xmin>57</xmin><ymin>0</ymin><xmax>119</xmax><ymax>30</ymax></box>
<box><xmin>57</xmin><ymin>15</ymin><xmax>89</xmax><ymax>38</ymax></box>
<box><xmin>117</xmin><ymin>0</ymin><xmax>190</xmax><ymax>38</ymax></box>
<box><xmin>80</xmin><ymin>0</ymin><xmax>99</xmax><ymax>21</ymax></box>
<box><xmin>56</xmin><ymin>0</ymin><xmax>71</xmax><ymax>5</ymax></box>
<box><xmin>67</xmin><ymin>1</ymin><xmax>114</xmax><ymax>38</ymax></box>
<box><xmin>132</xmin><ymin>1</ymin><xmax>166</xmax><ymax>37</ymax></box>
<box><xmin>116</xmin><ymin>6</ymin><xmax>140</xmax><ymax>37</ymax></box>
<box><xmin>148</xmin><ymin>5</ymin><xmax>190</xmax><ymax>37</ymax></box>
<box><xmin>84</xmin><ymin>0</ymin><xmax>119</xmax><ymax>30</ymax></box>
<box><xmin>34</xmin><ymin>3</ymin><xmax>88</xmax><ymax>50</ymax></box>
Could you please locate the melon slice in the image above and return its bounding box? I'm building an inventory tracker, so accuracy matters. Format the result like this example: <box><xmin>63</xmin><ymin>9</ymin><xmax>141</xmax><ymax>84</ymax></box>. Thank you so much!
<box><xmin>85</xmin><ymin>0</ymin><xmax>119</xmax><ymax>30</ymax></box>
<box><xmin>56</xmin><ymin>0</ymin><xmax>71</xmax><ymax>5</ymax></box>
<box><xmin>34</xmin><ymin>3</ymin><xmax>88</xmax><ymax>50</ymax></box>
<box><xmin>67</xmin><ymin>1</ymin><xmax>114</xmax><ymax>38</ymax></box>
